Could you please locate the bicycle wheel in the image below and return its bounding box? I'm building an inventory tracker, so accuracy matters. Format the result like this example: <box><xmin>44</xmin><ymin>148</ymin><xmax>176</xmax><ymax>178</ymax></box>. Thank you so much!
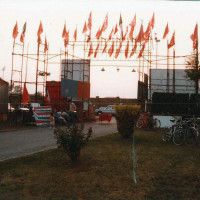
<box><xmin>162</xmin><ymin>127</ymin><xmax>170</xmax><ymax>141</ymax></box>
<box><xmin>173</xmin><ymin>129</ymin><xmax>185</xmax><ymax>146</ymax></box>
<box><xmin>136</xmin><ymin>119</ymin><xmax>144</xmax><ymax>128</ymax></box>
<box><xmin>185</xmin><ymin>127</ymin><xmax>197</xmax><ymax>147</ymax></box>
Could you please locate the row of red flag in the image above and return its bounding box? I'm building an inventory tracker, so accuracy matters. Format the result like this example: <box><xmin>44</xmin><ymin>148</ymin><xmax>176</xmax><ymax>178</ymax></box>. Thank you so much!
<box><xmin>13</xmin><ymin>21</ymin><xmax>48</xmax><ymax>53</ymax></box>
<box><xmin>13</xmin><ymin>14</ymin><xmax>198</xmax><ymax>56</ymax></box>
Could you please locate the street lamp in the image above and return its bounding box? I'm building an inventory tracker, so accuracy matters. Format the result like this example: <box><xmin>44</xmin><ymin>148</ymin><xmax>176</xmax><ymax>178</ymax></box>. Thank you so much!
<box><xmin>101</xmin><ymin>67</ymin><xmax>105</xmax><ymax>72</ymax></box>
<box><xmin>132</xmin><ymin>68</ymin><xmax>136</xmax><ymax>72</ymax></box>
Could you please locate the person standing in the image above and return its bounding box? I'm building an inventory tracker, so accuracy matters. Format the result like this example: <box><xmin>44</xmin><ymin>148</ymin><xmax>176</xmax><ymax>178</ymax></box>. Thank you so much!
<box><xmin>67</xmin><ymin>100</ymin><xmax>77</xmax><ymax>128</ymax></box>
<box><xmin>50</xmin><ymin>112</ymin><xmax>55</xmax><ymax>128</ymax></box>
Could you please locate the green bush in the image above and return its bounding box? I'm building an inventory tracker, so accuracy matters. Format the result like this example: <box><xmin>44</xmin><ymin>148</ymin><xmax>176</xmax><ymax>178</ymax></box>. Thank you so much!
<box><xmin>115</xmin><ymin>105</ymin><xmax>141</xmax><ymax>138</ymax></box>
<box><xmin>54</xmin><ymin>125</ymin><xmax>92</xmax><ymax>161</ymax></box>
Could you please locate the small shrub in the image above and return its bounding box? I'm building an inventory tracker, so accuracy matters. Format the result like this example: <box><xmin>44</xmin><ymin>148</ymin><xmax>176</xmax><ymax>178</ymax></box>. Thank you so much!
<box><xmin>54</xmin><ymin>125</ymin><xmax>92</xmax><ymax>161</ymax></box>
<box><xmin>115</xmin><ymin>105</ymin><xmax>141</xmax><ymax>138</ymax></box>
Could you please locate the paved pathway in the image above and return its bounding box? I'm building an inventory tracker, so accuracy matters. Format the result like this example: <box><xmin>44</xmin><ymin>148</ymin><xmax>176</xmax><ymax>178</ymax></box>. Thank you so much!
<box><xmin>0</xmin><ymin>118</ymin><xmax>117</xmax><ymax>161</ymax></box>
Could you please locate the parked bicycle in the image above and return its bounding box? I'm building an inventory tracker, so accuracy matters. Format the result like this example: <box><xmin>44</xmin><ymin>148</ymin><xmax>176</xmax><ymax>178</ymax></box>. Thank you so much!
<box><xmin>162</xmin><ymin>116</ymin><xmax>199</xmax><ymax>146</ymax></box>
<box><xmin>136</xmin><ymin>112</ymin><xmax>161</xmax><ymax>129</ymax></box>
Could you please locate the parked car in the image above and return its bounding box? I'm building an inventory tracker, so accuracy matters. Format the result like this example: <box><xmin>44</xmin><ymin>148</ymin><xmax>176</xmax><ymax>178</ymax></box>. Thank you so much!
<box><xmin>95</xmin><ymin>105</ymin><xmax>115</xmax><ymax>116</ymax></box>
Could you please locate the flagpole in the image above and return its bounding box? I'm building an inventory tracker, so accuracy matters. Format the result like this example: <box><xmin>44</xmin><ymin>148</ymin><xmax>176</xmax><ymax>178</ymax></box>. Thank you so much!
<box><xmin>43</xmin><ymin>44</ymin><xmax>46</xmax><ymax>97</ymax></box>
<box><xmin>65</xmin><ymin>45</ymin><xmax>67</xmax><ymax>79</ymax></box>
<box><xmin>72</xmin><ymin>42</ymin><xmax>74</xmax><ymax>79</ymax></box>
<box><xmin>195</xmin><ymin>23</ymin><xmax>199</xmax><ymax>112</ymax></box>
<box><xmin>147</xmin><ymin>35</ymin><xmax>150</xmax><ymax>91</ymax></box>
<box><xmin>149</xmin><ymin>35</ymin><xmax>153</xmax><ymax>101</ymax></box>
<box><xmin>60</xmin><ymin>48</ymin><xmax>62</xmax><ymax>81</ymax></box>
<box><xmin>24</xmin><ymin>44</ymin><xmax>29</xmax><ymax>87</ymax></box>
<box><xmin>20</xmin><ymin>42</ymin><xmax>25</xmax><ymax>104</ymax></box>
<box><xmin>195</xmin><ymin>23</ymin><xmax>199</xmax><ymax>95</ymax></box>
<box><xmin>46</xmin><ymin>42</ymin><xmax>49</xmax><ymax>82</ymax></box>
<box><xmin>173</xmin><ymin>48</ymin><xmax>175</xmax><ymax>93</ymax></box>
<box><xmin>167</xmin><ymin>40</ymin><xmax>169</xmax><ymax>93</ymax></box>
<box><xmin>35</xmin><ymin>41</ymin><xmax>40</xmax><ymax>102</ymax></box>
<box><xmin>139</xmin><ymin>41</ymin><xmax>141</xmax><ymax>82</ymax></box>
<box><xmin>83</xmin><ymin>42</ymin><xmax>85</xmax><ymax>82</ymax></box>
<box><xmin>67</xmin><ymin>46</ymin><xmax>69</xmax><ymax>79</ymax></box>
<box><xmin>142</xmin><ymin>43</ymin><xmax>144</xmax><ymax>82</ymax></box>
<box><xmin>11</xmin><ymin>39</ymin><xmax>16</xmax><ymax>90</ymax></box>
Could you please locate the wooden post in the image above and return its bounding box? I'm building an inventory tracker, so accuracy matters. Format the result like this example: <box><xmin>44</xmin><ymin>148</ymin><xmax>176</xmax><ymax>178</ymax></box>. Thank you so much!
<box><xmin>11</xmin><ymin>39</ymin><xmax>15</xmax><ymax>90</ymax></box>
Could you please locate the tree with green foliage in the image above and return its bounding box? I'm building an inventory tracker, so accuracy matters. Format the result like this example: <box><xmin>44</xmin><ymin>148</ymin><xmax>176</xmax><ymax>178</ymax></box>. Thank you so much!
<box><xmin>185</xmin><ymin>52</ymin><xmax>200</xmax><ymax>115</ymax></box>
<box><xmin>185</xmin><ymin>53</ymin><xmax>200</xmax><ymax>95</ymax></box>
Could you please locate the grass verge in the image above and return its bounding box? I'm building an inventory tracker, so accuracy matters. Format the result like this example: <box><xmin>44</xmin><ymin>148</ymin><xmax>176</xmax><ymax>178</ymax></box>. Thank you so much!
<box><xmin>0</xmin><ymin>129</ymin><xmax>200</xmax><ymax>200</ymax></box>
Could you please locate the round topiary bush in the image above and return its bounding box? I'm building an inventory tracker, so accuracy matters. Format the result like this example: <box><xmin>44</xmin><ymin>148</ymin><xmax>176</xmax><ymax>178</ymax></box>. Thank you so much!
<box><xmin>115</xmin><ymin>105</ymin><xmax>140</xmax><ymax>138</ymax></box>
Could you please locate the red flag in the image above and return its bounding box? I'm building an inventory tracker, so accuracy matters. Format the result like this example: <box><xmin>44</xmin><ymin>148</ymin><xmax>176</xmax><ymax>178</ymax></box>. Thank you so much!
<box><xmin>108</xmin><ymin>28</ymin><xmax>114</xmax><ymax>40</ymax></box>
<box><xmin>119</xmin><ymin>14</ymin><xmax>123</xmax><ymax>31</ymax></box>
<box><xmin>73</xmin><ymin>27</ymin><xmax>77</xmax><ymax>41</ymax></box>
<box><xmin>193</xmin><ymin>39</ymin><xmax>198</xmax><ymax>49</ymax></box>
<box><xmin>12</xmin><ymin>22</ymin><xmax>18</xmax><ymax>39</ymax></box>
<box><xmin>130</xmin><ymin>43</ymin><xmax>137</xmax><ymax>58</ymax></box>
<box><xmin>163</xmin><ymin>23</ymin><xmax>169</xmax><ymax>39</ymax></box>
<box><xmin>149</xmin><ymin>13</ymin><xmax>155</xmax><ymax>30</ymax></box>
<box><xmin>119</xmin><ymin>14</ymin><xmax>123</xmax><ymax>38</ymax></box>
<box><xmin>129</xmin><ymin>14</ymin><xmax>136</xmax><ymax>41</ymax></box>
<box><xmin>122</xmin><ymin>26</ymin><xmax>128</xmax><ymax>41</ymax></box>
<box><xmin>62</xmin><ymin>23</ymin><xmax>68</xmax><ymax>38</ymax></box>
<box><xmin>136</xmin><ymin>24</ymin><xmax>144</xmax><ymax>42</ymax></box>
<box><xmin>82</xmin><ymin>21</ymin><xmax>88</xmax><ymax>34</ymax></box>
<box><xmin>64</xmin><ymin>31</ymin><xmax>69</xmax><ymax>47</ymax></box>
<box><xmin>115</xmin><ymin>42</ymin><xmax>122</xmax><ymax>59</ymax></box>
<box><xmin>102</xmin><ymin>41</ymin><xmax>107</xmax><ymax>53</ymax></box>
<box><xmin>44</xmin><ymin>36</ymin><xmax>48</xmax><ymax>52</ymax></box>
<box><xmin>86</xmin><ymin>35</ymin><xmax>91</xmax><ymax>43</ymax></box>
<box><xmin>22</xmin><ymin>83</ymin><xmax>30</xmax><ymax>105</ymax></box>
<box><xmin>190</xmin><ymin>24</ymin><xmax>198</xmax><ymax>49</ymax></box>
<box><xmin>125</xmin><ymin>40</ymin><xmax>129</xmax><ymax>58</ymax></box>
<box><xmin>108</xmin><ymin>41</ymin><xmax>114</xmax><ymax>57</ymax></box>
<box><xmin>168</xmin><ymin>32</ymin><xmax>175</xmax><ymax>49</ymax></box>
<box><xmin>20</xmin><ymin>34</ymin><xmax>25</xmax><ymax>43</ymax></box>
<box><xmin>190</xmin><ymin>24</ymin><xmax>198</xmax><ymax>41</ymax></box>
<box><xmin>87</xmin><ymin>12</ymin><xmax>92</xmax><ymax>31</ymax></box>
<box><xmin>88</xmin><ymin>42</ymin><xmax>93</xmax><ymax>57</ymax></box>
<box><xmin>101</xmin><ymin>14</ymin><xmax>108</xmax><ymax>32</ymax></box>
<box><xmin>144</xmin><ymin>23</ymin><xmax>151</xmax><ymax>41</ymax></box>
<box><xmin>44</xmin><ymin>89</ymin><xmax>50</xmax><ymax>104</ymax></box>
<box><xmin>129</xmin><ymin>14</ymin><xmax>136</xmax><ymax>29</ymax></box>
<box><xmin>37</xmin><ymin>35</ymin><xmax>42</xmax><ymax>44</ymax></box>
<box><xmin>37</xmin><ymin>21</ymin><xmax>43</xmax><ymax>37</ymax></box>
<box><xmin>20</xmin><ymin>22</ymin><xmax>26</xmax><ymax>43</ymax></box>
<box><xmin>138</xmin><ymin>43</ymin><xmax>146</xmax><ymax>58</ymax></box>
<box><xmin>96</xmin><ymin>28</ymin><xmax>101</xmax><ymax>40</ymax></box>
<box><xmin>114</xmin><ymin>24</ymin><xmax>118</xmax><ymax>35</ymax></box>
<box><xmin>129</xmin><ymin>26</ymin><xmax>134</xmax><ymax>41</ymax></box>
<box><xmin>94</xmin><ymin>42</ymin><xmax>100</xmax><ymax>58</ymax></box>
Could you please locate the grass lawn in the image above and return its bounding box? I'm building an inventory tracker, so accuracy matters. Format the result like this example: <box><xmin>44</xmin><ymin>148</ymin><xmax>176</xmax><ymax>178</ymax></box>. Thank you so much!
<box><xmin>0</xmin><ymin>129</ymin><xmax>200</xmax><ymax>200</ymax></box>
